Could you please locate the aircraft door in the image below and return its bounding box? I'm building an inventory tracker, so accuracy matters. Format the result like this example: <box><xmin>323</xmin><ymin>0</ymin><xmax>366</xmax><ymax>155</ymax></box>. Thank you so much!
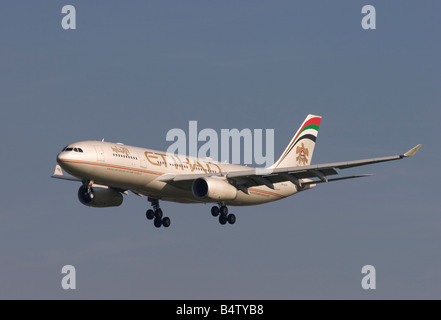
<box><xmin>94</xmin><ymin>145</ymin><xmax>105</xmax><ymax>162</ymax></box>
<box><xmin>139</xmin><ymin>152</ymin><xmax>147</xmax><ymax>168</ymax></box>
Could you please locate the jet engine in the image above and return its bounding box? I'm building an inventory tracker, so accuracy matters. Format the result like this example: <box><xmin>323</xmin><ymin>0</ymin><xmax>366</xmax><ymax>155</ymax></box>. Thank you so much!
<box><xmin>77</xmin><ymin>185</ymin><xmax>123</xmax><ymax>208</ymax></box>
<box><xmin>192</xmin><ymin>177</ymin><xmax>238</xmax><ymax>201</ymax></box>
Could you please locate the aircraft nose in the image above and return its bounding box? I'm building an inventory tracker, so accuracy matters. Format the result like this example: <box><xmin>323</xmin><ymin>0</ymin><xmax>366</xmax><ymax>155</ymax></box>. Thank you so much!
<box><xmin>56</xmin><ymin>152</ymin><xmax>66</xmax><ymax>164</ymax></box>
<box><xmin>57</xmin><ymin>150</ymin><xmax>74</xmax><ymax>164</ymax></box>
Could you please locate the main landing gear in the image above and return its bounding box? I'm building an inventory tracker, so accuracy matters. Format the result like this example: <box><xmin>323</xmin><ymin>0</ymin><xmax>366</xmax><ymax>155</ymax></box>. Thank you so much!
<box><xmin>210</xmin><ymin>203</ymin><xmax>236</xmax><ymax>226</ymax></box>
<box><xmin>146</xmin><ymin>198</ymin><xmax>170</xmax><ymax>228</ymax></box>
<box><xmin>145</xmin><ymin>200</ymin><xmax>235</xmax><ymax>228</ymax></box>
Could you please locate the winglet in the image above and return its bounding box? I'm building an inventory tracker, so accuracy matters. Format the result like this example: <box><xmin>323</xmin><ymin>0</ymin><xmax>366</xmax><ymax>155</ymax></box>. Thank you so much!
<box><xmin>402</xmin><ymin>144</ymin><xmax>422</xmax><ymax>157</ymax></box>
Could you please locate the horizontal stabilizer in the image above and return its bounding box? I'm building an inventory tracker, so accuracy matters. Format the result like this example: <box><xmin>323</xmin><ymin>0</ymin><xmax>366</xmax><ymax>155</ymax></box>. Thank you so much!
<box><xmin>51</xmin><ymin>165</ymin><xmax>81</xmax><ymax>182</ymax></box>
<box><xmin>302</xmin><ymin>174</ymin><xmax>373</xmax><ymax>186</ymax></box>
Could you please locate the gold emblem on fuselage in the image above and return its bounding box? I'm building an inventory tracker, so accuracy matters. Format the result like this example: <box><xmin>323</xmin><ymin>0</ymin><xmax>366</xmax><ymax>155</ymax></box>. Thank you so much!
<box><xmin>112</xmin><ymin>146</ymin><xmax>130</xmax><ymax>156</ymax></box>
<box><xmin>296</xmin><ymin>143</ymin><xmax>309</xmax><ymax>165</ymax></box>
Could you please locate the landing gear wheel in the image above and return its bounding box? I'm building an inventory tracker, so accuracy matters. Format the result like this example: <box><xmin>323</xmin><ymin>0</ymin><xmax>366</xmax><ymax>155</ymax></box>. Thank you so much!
<box><xmin>220</xmin><ymin>206</ymin><xmax>228</xmax><ymax>215</ymax></box>
<box><xmin>154</xmin><ymin>218</ymin><xmax>162</xmax><ymax>228</ymax></box>
<box><xmin>219</xmin><ymin>214</ymin><xmax>227</xmax><ymax>225</ymax></box>
<box><xmin>154</xmin><ymin>208</ymin><xmax>163</xmax><ymax>219</ymax></box>
<box><xmin>227</xmin><ymin>214</ymin><xmax>236</xmax><ymax>225</ymax></box>
<box><xmin>211</xmin><ymin>206</ymin><xmax>220</xmax><ymax>217</ymax></box>
<box><xmin>147</xmin><ymin>198</ymin><xmax>171</xmax><ymax>228</ymax></box>
<box><xmin>146</xmin><ymin>209</ymin><xmax>155</xmax><ymax>220</ymax></box>
<box><xmin>162</xmin><ymin>217</ymin><xmax>171</xmax><ymax>228</ymax></box>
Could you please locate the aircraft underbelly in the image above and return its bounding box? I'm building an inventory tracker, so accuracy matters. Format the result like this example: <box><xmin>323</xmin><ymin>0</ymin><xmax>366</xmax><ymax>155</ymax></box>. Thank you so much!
<box><xmin>142</xmin><ymin>183</ymin><xmax>299</xmax><ymax>206</ymax></box>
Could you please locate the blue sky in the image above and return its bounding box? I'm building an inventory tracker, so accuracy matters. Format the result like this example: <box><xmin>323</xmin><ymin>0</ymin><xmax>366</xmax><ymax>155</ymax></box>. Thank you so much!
<box><xmin>0</xmin><ymin>1</ymin><xmax>440</xmax><ymax>299</ymax></box>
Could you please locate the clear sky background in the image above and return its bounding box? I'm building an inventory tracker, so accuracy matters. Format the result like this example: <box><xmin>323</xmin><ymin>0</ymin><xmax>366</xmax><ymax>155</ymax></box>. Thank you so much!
<box><xmin>0</xmin><ymin>1</ymin><xmax>440</xmax><ymax>299</ymax></box>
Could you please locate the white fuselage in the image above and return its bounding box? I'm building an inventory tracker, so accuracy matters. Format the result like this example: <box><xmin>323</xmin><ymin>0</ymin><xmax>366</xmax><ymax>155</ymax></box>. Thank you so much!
<box><xmin>57</xmin><ymin>141</ymin><xmax>310</xmax><ymax>206</ymax></box>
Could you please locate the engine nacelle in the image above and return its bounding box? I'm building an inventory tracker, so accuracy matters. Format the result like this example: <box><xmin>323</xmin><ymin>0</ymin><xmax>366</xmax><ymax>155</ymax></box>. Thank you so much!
<box><xmin>78</xmin><ymin>185</ymin><xmax>123</xmax><ymax>208</ymax></box>
<box><xmin>192</xmin><ymin>177</ymin><xmax>238</xmax><ymax>201</ymax></box>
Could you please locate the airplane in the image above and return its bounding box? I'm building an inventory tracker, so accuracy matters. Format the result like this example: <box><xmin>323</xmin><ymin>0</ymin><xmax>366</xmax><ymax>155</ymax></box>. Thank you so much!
<box><xmin>52</xmin><ymin>114</ymin><xmax>421</xmax><ymax>228</ymax></box>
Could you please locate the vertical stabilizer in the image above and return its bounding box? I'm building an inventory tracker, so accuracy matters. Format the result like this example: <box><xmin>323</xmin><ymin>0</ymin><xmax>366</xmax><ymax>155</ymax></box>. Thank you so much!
<box><xmin>270</xmin><ymin>114</ymin><xmax>321</xmax><ymax>168</ymax></box>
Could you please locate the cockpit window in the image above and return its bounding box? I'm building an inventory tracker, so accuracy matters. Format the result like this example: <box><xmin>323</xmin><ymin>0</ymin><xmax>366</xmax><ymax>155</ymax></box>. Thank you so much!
<box><xmin>63</xmin><ymin>147</ymin><xmax>83</xmax><ymax>152</ymax></box>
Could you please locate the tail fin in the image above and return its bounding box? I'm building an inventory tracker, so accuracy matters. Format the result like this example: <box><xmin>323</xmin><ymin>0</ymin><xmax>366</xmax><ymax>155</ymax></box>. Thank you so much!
<box><xmin>270</xmin><ymin>114</ymin><xmax>322</xmax><ymax>168</ymax></box>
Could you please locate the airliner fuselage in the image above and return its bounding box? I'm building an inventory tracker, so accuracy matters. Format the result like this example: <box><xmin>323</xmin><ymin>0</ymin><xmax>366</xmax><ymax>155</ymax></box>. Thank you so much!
<box><xmin>57</xmin><ymin>140</ymin><xmax>302</xmax><ymax>206</ymax></box>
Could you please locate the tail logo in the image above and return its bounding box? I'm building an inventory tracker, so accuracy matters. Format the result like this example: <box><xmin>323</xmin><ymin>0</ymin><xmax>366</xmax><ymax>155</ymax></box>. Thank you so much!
<box><xmin>296</xmin><ymin>143</ymin><xmax>309</xmax><ymax>165</ymax></box>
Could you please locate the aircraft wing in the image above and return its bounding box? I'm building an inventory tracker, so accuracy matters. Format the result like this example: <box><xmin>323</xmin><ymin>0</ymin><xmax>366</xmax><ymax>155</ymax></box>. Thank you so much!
<box><xmin>159</xmin><ymin>144</ymin><xmax>421</xmax><ymax>191</ymax></box>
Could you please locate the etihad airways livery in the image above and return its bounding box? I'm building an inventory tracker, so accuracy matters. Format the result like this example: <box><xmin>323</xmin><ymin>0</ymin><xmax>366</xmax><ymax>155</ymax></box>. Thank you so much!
<box><xmin>52</xmin><ymin>115</ymin><xmax>421</xmax><ymax>228</ymax></box>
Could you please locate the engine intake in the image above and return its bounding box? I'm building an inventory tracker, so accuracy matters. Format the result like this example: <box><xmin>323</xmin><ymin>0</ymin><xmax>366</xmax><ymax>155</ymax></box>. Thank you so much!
<box><xmin>78</xmin><ymin>185</ymin><xmax>123</xmax><ymax>208</ymax></box>
<box><xmin>192</xmin><ymin>177</ymin><xmax>237</xmax><ymax>201</ymax></box>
